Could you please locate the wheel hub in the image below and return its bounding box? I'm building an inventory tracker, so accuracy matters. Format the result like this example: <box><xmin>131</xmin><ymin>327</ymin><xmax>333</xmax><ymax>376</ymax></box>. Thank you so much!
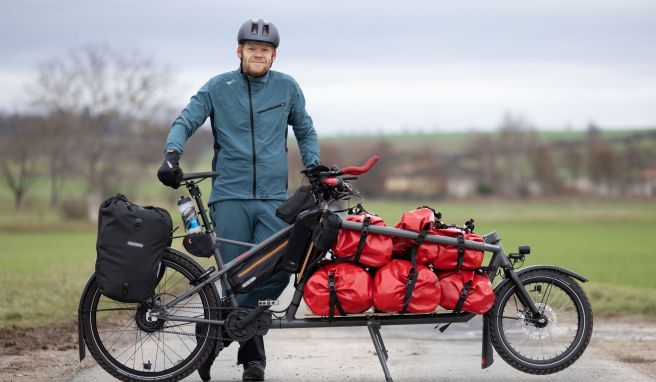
<box><xmin>135</xmin><ymin>305</ymin><xmax>166</xmax><ymax>333</ymax></box>
<box><xmin>517</xmin><ymin>303</ymin><xmax>556</xmax><ymax>338</ymax></box>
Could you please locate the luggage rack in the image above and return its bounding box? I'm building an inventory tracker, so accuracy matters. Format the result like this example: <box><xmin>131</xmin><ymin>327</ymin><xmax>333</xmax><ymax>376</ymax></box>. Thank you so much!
<box><xmin>274</xmin><ymin>308</ymin><xmax>476</xmax><ymax>382</ymax></box>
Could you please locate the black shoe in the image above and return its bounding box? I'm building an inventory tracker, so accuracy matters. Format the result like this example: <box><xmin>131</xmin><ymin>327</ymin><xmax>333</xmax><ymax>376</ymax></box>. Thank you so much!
<box><xmin>198</xmin><ymin>354</ymin><xmax>215</xmax><ymax>382</ymax></box>
<box><xmin>242</xmin><ymin>360</ymin><xmax>266</xmax><ymax>381</ymax></box>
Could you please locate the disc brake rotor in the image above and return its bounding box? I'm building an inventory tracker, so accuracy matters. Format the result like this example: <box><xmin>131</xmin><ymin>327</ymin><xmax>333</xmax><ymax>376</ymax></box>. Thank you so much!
<box><xmin>516</xmin><ymin>303</ymin><xmax>557</xmax><ymax>339</ymax></box>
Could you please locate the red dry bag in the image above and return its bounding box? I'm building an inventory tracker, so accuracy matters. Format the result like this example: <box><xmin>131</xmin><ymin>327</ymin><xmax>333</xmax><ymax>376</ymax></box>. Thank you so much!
<box><xmin>430</xmin><ymin>228</ymin><xmax>484</xmax><ymax>270</ymax></box>
<box><xmin>373</xmin><ymin>259</ymin><xmax>441</xmax><ymax>313</ymax></box>
<box><xmin>303</xmin><ymin>263</ymin><xmax>373</xmax><ymax>318</ymax></box>
<box><xmin>438</xmin><ymin>270</ymin><xmax>495</xmax><ymax>314</ymax></box>
<box><xmin>392</xmin><ymin>207</ymin><xmax>440</xmax><ymax>266</ymax></box>
<box><xmin>332</xmin><ymin>214</ymin><xmax>393</xmax><ymax>268</ymax></box>
<box><xmin>332</xmin><ymin>214</ymin><xmax>392</xmax><ymax>268</ymax></box>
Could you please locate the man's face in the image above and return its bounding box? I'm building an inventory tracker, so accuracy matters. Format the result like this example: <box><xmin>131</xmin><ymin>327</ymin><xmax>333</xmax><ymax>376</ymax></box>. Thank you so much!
<box><xmin>237</xmin><ymin>42</ymin><xmax>276</xmax><ymax>77</ymax></box>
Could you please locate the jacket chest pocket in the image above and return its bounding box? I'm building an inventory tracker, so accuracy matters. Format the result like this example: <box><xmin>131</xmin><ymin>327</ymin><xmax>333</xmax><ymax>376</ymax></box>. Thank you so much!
<box><xmin>256</xmin><ymin>102</ymin><xmax>286</xmax><ymax>115</ymax></box>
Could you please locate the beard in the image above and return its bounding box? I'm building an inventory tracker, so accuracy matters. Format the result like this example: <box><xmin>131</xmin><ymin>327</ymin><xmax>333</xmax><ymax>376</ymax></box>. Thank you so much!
<box><xmin>242</xmin><ymin>59</ymin><xmax>271</xmax><ymax>77</ymax></box>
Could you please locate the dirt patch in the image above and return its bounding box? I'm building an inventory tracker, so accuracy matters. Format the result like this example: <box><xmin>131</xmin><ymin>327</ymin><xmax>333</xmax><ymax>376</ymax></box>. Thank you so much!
<box><xmin>588</xmin><ymin>315</ymin><xmax>656</xmax><ymax>378</ymax></box>
<box><xmin>0</xmin><ymin>322</ymin><xmax>77</xmax><ymax>355</ymax></box>
<box><xmin>0</xmin><ymin>323</ymin><xmax>95</xmax><ymax>381</ymax></box>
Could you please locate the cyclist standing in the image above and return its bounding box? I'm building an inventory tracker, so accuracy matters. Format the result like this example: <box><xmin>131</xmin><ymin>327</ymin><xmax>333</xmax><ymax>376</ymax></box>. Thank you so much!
<box><xmin>157</xmin><ymin>18</ymin><xmax>320</xmax><ymax>382</ymax></box>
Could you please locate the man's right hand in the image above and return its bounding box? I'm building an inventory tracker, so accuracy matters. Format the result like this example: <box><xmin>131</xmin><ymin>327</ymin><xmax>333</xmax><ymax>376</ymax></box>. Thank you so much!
<box><xmin>157</xmin><ymin>150</ymin><xmax>183</xmax><ymax>189</ymax></box>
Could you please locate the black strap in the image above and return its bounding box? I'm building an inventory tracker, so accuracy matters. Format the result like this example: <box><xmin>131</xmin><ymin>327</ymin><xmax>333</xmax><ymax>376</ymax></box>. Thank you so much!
<box><xmin>456</xmin><ymin>234</ymin><xmax>466</xmax><ymax>270</ymax></box>
<box><xmin>334</xmin><ymin>216</ymin><xmax>371</xmax><ymax>265</ymax></box>
<box><xmin>454</xmin><ymin>280</ymin><xmax>473</xmax><ymax>313</ymax></box>
<box><xmin>401</xmin><ymin>266</ymin><xmax>418</xmax><ymax>313</ymax></box>
<box><xmin>353</xmin><ymin>216</ymin><xmax>370</xmax><ymax>264</ymax></box>
<box><xmin>401</xmin><ymin>224</ymin><xmax>429</xmax><ymax>313</ymax></box>
<box><xmin>328</xmin><ymin>273</ymin><xmax>346</xmax><ymax>321</ymax></box>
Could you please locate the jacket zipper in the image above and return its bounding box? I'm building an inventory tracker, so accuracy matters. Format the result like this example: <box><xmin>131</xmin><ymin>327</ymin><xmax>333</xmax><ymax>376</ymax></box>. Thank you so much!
<box><xmin>256</xmin><ymin>102</ymin><xmax>286</xmax><ymax>114</ymax></box>
<box><xmin>246</xmin><ymin>78</ymin><xmax>257</xmax><ymax>198</ymax></box>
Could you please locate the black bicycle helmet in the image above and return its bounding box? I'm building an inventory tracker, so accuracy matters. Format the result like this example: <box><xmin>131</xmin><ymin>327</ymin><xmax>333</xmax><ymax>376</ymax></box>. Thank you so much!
<box><xmin>237</xmin><ymin>18</ymin><xmax>280</xmax><ymax>48</ymax></box>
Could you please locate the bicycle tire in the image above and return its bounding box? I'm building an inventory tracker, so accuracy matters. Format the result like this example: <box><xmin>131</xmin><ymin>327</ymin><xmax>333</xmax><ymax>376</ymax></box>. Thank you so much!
<box><xmin>487</xmin><ymin>269</ymin><xmax>593</xmax><ymax>374</ymax></box>
<box><xmin>80</xmin><ymin>249</ymin><xmax>220</xmax><ymax>382</ymax></box>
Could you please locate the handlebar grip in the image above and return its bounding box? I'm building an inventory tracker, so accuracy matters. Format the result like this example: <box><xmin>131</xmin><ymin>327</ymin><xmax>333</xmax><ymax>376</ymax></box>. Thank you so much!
<box><xmin>323</xmin><ymin>178</ymin><xmax>342</xmax><ymax>187</ymax></box>
<box><xmin>340</xmin><ymin>155</ymin><xmax>379</xmax><ymax>175</ymax></box>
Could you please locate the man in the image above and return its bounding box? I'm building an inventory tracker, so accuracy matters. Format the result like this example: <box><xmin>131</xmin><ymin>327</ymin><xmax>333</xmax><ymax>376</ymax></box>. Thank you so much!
<box><xmin>157</xmin><ymin>18</ymin><xmax>320</xmax><ymax>382</ymax></box>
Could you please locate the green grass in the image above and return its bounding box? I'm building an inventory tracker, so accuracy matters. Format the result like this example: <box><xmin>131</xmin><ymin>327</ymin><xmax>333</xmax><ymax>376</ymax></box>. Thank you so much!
<box><xmin>1</xmin><ymin>200</ymin><xmax>655</xmax><ymax>329</ymax></box>
<box><xmin>0</xmin><ymin>231</ymin><xmax>96</xmax><ymax>328</ymax></box>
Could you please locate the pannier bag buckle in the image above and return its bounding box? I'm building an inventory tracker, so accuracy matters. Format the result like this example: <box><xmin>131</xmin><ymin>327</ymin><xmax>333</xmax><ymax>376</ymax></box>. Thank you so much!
<box><xmin>134</xmin><ymin>218</ymin><xmax>143</xmax><ymax>231</ymax></box>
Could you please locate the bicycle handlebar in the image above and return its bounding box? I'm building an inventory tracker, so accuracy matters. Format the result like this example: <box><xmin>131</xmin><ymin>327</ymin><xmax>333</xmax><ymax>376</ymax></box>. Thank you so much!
<box><xmin>340</xmin><ymin>155</ymin><xmax>379</xmax><ymax>175</ymax></box>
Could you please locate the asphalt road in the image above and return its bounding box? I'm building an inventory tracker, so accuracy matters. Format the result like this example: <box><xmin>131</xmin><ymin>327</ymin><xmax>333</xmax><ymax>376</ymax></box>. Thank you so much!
<box><xmin>71</xmin><ymin>286</ymin><xmax>656</xmax><ymax>382</ymax></box>
<box><xmin>71</xmin><ymin>316</ymin><xmax>655</xmax><ymax>382</ymax></box>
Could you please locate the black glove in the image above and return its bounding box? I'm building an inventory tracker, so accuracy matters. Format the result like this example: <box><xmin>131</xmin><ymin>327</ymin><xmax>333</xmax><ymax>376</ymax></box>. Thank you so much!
<box><xmin>302</xmin><ymin>163</ymin><xmax>329</xmax><ymax>175</ymax></box>
<box><xmin>157</xmin><ymin>150</ymin><xmax>183</xmax><ymax>189</ymax></box>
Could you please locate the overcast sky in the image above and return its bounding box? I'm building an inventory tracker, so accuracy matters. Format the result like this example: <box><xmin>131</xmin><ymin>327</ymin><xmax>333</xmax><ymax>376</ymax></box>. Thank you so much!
<box><xmin>1</xmin><ymin>0</ymin><xmax>655</xmax><ymax>134</ymax></box>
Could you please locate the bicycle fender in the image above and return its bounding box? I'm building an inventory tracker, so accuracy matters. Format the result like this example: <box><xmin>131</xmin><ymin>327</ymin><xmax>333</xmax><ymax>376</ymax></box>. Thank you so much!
<box><xmin>78</xmin><ymin>273</ymin><xmax>96</xmax><ymax>361</ymax></box>
<box><xmin>517</xmin><ymin>265</ymin><xmax>588</xmax><ymax>282</ymax></box>
<box><xmin>494</xmin><ymin>265</ymin><xmax>588</xmax><ymax>294</ymax></box>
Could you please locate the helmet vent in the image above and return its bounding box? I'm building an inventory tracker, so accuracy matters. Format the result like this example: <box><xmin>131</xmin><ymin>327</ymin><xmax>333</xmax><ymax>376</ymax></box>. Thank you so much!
<box><xmin>262</xmin><ymin>24</ymin><xmax>269</xmax><ymax>36</ymax></box>
<box><xmin>250</xmin><ymin>22</ymin><xmax>258</xmax><ymax>35</ymax></box>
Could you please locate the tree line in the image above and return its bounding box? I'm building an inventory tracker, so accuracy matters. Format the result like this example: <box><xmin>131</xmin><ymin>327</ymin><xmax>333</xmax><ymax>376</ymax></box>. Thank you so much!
<box><xmin>3</xmin><ymin>45</ymin><xmax>655</xmax><ymax>220</ymax></box>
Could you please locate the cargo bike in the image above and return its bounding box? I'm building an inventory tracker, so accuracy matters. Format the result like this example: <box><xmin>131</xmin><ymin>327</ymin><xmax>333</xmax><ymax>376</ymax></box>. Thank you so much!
<box><xmin>78</xmin><ymin>155</ymin><xmax>593</xmax><ymax>381</ymax></box>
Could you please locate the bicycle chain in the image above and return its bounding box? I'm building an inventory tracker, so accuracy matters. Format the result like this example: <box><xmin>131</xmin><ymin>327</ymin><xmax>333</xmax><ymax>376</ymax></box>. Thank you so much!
<box><xmin>153</xmin><ymin>305</ymin><xmax>253</xmax><ymax>341</ymax></box>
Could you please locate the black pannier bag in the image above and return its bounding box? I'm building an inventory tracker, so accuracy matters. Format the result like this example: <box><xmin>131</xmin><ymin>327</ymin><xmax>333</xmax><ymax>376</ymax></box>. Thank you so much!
<box><xmin>96</xmin><ymin>194</ymin><xmax>172</xmax><ymax>303</ymax></box>
<box><xmin>279</xmin><ymin>209</ymin><xmax>320</xmax><ymax>273</ymax></box>
<box><xmin>228</xmin><ymin>230</ymin><xmax>291</xmax><ymax>293</ymax></box>
<box><xmin>276</xmin><ymin>186</ymin><xmax>315</xmax><ymax>224</ymax></box>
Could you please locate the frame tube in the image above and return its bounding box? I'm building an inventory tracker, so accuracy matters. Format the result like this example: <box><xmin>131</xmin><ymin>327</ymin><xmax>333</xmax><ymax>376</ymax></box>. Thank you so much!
<box><xmin>274</xmin><ymin>312</ymin><xmax>475</xmax><ymax>329</ymax></box>
<box><xmin>340</xmin><ymin>221</ymin><xmax>501</xmax><ymax>253</ymax></box>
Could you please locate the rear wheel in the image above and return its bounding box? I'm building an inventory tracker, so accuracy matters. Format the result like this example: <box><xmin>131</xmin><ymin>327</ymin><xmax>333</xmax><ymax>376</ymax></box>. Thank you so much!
<box><xmin>487</xmin><ymin>269</ymin><xmax>593</xmax><ymax>374</ymax></box>
<box><xmin>81</xmin><ymin>250</ymin><xmax>220</xmax><ymax>381</ymax></box>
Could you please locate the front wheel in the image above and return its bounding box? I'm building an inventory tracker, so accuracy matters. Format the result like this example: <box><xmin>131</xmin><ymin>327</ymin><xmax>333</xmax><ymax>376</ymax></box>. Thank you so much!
<box><xmin>487</xmin><ymin>269</ymin><xmax>593</xmax><ymax>374</ymax></box>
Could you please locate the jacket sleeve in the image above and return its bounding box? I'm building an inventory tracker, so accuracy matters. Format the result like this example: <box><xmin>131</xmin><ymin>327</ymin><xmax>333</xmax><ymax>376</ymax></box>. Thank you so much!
<box><xmin>288</xmin><ymin>80</ymin><xmax>320</xmax><ymax>167</ymax></box>
<box><xmin>164</xmin><ymin>80</ymin><xmax>213</xmax><ymax>155</ymax></box>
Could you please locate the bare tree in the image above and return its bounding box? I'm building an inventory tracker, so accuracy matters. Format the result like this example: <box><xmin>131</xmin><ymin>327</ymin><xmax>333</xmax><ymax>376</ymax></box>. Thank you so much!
<box><xmin>0</xmin><ymin>114</ymin><xmax>47</xmax><ymax>209</ymax></box>
<box><xmin>495</xmin><ymin>113</ymin><xmax>538</xmax><ymax>197</ymax></box>
<box><xmin>528</xmin><ymin>142</ymin><xmax>560</xmax><ymax>195</ymax></box>
<box><xmin>29</xmin><ymin>44</ymin><xmax>173</xmax><ymax>216</ymax></box>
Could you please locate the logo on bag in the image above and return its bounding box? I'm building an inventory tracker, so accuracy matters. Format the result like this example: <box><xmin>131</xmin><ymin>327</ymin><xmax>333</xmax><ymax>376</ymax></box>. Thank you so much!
<box><xmin>242</xmin><ymin>276</ymin><xmax>257</xmax><ymax>288</ymax></box>
<box><xmin>127</xmin><ymin>241</ymin><xmax>144</xmax><ymax>248</ymax></box>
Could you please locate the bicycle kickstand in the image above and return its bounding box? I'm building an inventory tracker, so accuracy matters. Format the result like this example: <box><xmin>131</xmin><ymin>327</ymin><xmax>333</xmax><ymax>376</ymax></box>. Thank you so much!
<box><xmin>367</xmin><ymin>319</ymin><xmax>393</xmax><ymax>382</ymax></box>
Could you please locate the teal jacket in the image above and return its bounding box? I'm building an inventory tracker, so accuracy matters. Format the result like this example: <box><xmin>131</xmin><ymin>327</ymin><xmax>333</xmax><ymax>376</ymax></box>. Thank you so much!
<box><xmin>165</xmin><ymin>68</ymin><xmax>320</xmax><ymax>203</ymax></box>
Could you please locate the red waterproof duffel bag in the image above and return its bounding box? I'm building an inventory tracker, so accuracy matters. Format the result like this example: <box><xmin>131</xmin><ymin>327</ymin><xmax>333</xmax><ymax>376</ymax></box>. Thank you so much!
<box><xmin>332</xmin><ymin>214</ymin><xmax>393</xmax><ymax>268</ymax></box>
<box><xmin>373</xmin><ymin>259</ymin><xmax>441</xmax><ymax>313</ymax></box>
<box><xmin>392</xmin><ymin>207</ymin><xmax>440</xmax><ymax>266</ymax></box>
<box><xmin>304</xmin><ymin>263</ymin><xmax>373</xmax><ymax>317</ymax></box>
<box><xmin>430</xmin><ymin>228</ymin><xmax>485</xmax><ymax>271</ymax></box>
<box><xmin>438</xmin><ymin>270</ymin><xmax>495</xmax><ymax>314</ymax></box>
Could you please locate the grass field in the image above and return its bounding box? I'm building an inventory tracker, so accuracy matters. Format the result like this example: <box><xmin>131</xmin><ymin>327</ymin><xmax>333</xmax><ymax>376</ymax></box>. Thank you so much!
<box><xmin>0</xmin><ymin>199</ymin><xmax>655</xmax><ymax>329</ymax></box>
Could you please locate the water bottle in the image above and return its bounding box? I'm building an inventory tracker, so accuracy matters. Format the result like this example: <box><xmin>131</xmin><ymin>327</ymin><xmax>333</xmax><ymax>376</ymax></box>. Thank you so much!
<box><xmin>178</xmin><ymin>196</ymin><xmax>201</xmax><ymax>234</ymax></box>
